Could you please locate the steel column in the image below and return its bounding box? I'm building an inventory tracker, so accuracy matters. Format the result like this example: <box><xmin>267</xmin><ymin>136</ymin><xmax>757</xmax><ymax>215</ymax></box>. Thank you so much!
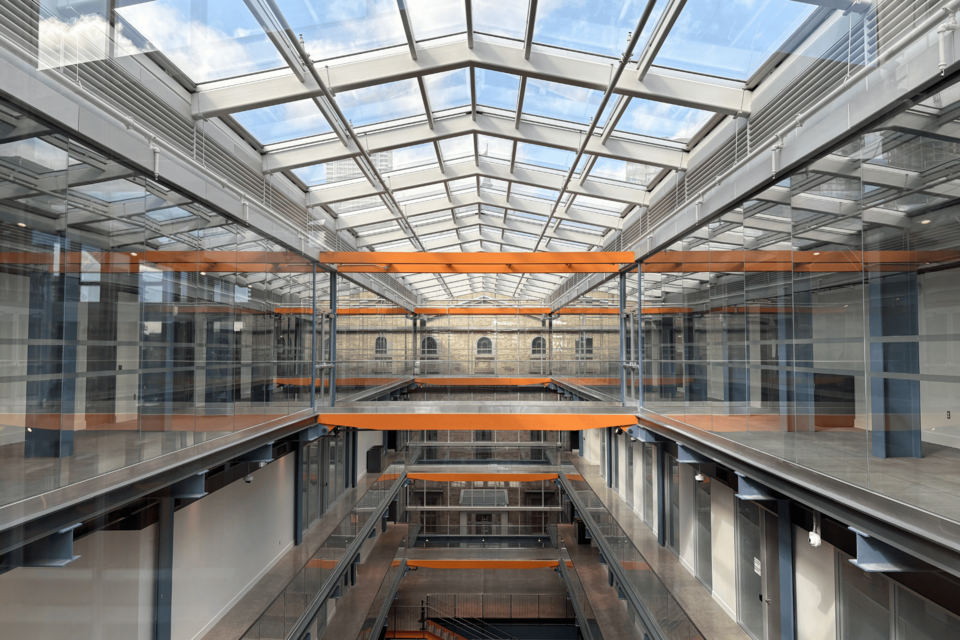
<box><xmin>154</xmin><ymin>496</ymin><xmax>174</xmax><ymax>640</ymax></box>
<box><xmin>619</xmin><ymin>271</ymin><xmax>627</xmax><ymax>405</ymax></box>
<box><xmin>638</xmin><ymin>266</ymin><xmax>643</xmax><ymax>409</ymax></box>
<box><xmin>329</xmin><ymin>272</ymin><xmax>338</xmax><ymax>406</ymax></box>
<box><xmin>606</xmin><ymin>427</ymin><xmax>613</xmax><ymax>488</ymax></box>
<box><xmin>311</xmin><ymin>265</ymin><xmax>317</xmax><ymax>410</ymax></box>
<box><xmin>778</xmin><ymin>499</ymin><xmax>796</xmax><ymax>640</ymax></box>
<box><xmin>656</xmin><ymin>445</ymin><xmax>665</xmax><ymax>547</ymax></box>
<box><xmin>294</xmin><ymin>443</ymin><xmax>304</xmax><ymax>546</ymax></box>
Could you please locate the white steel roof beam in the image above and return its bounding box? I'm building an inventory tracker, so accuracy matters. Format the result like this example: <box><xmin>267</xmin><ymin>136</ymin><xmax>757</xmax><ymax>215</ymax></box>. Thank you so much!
<box><xmin>396</xmin><ymin>0</ymin><xmax>419</xmax><ymax>60</ymax></box>
<box><xmin>524</xmin><ymin>0</ymin><xmax>539</xmax><ymax>60</ymax></box>
<box><xmin>635</xmin><ymin>0</ymin><xmax>688</xmax><ymax>81</ymax></box>
<box><xmin>264</xmin><ymin>112</ymin><xmax>687</xmax><ymax>174</ymax></box>
<box><xmin>193</xmin><ymin>40</ymin><xmax>748</xmax><ymax>119</ymax></box>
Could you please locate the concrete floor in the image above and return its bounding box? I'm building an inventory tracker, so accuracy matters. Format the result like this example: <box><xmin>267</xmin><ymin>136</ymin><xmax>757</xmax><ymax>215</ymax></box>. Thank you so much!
<box><xmin>201</xmin><ymin>455</ymin><xmax>398</xmax><ymax>640</ymax></box>
<box><xmin>569</xmin><ymin>454</ymin><xmax>750</xmax><ymax>640</ymax></box>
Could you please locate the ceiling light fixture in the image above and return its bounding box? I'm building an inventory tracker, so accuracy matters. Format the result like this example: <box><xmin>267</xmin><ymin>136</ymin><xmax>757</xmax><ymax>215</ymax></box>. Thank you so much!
<box><xmin>17</xmin><ymin>222</ymin><xmax>26</xmax><ymax>228</ymax></box>
<box><xmin>200</xmin><ymin>271</ymin><xmax>206</xmax><ymax>276</ymax></box>
<box><xmin>921</xmin><ymin>220</ymin><xmax>931</xmax><ymax>224</ymax></box>
<box><xmin>813</xmin><ymin>252</ymin><xmax>820</xmax><ymax>256</ymax></box>
<box><xmin>131</xmin><ymin>252</ymin><xmax>137</xmax><ymax>257</ymax></box>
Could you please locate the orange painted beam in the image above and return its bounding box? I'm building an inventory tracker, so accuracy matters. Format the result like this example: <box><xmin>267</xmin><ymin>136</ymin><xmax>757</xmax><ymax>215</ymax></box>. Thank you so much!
<box><xmin>336</xmin><ymin>307</ymin><xmax>621</xmax><ymax>316</ymax></box>
<box><xmin>320</xmin><ymin>251</ymin><xmax>634</xmax><ymax>265</ymax></box>
<box><xmin>556</xmin><ymin>307</ymin><xmax>620</xmax><ymax>315</ymax></box>
<box><xmin>338</xmin><ymin>308</ymin><xmax>409</xmax><ymax>315</ymax></box>
<box><xmin>339</xmin><ymin>264</ymin><xmax>618</xmax><ymax>274</ymax></box>
<box><xmin>408</xmin><ymin>473</ymin><xmax>558</xmax><ymax>482</ymax></box>
<box><xmin>274</xmin><ymin>307</ymin><xmax>313</xmax><ymax>314</ymax></box>
<box><xmin>317</xmin><ymin>413</ymin><xmax>636</xmax><ymax>431</ymax></box>
<box><xmin>406</xmin><ymin>560</ymin><xmax>560</xmax><ymax>569</ymax></box>
<box><xmin>415</xmin><ymin>377</ymin><xmax>550</xmax><ymax>387</ymax></box>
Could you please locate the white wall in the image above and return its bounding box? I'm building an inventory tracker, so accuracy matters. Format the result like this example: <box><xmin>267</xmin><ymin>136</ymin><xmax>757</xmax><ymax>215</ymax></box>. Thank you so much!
<box><xmin>357</xmin><ymin>430</ymin><xmax>383</xmax><ymax>481</ymax></box>
<box><xmin>583</xmin><ymin>428</ymin><xmax>600</xmax><ymax>465</ymax></box>
<box><xmin>678</xmin><ymin>464</ymin><xmax>696</xmax><ymax>574</ymax></box>
<box><xmin>795</xmin><ymin>526</ymin><xmax>837</xmax><ymax>640</ymax></box>
<box><xmin>172</xmin><ymin>453</ymin><xmax>295</xmax><ymax>640</ymax></box>
<box><xmin>0</xmin><ymin>527</ymin><xmax>156</xmax><ymax>640</ymax></box>
<box><xmin>711</xmin><ymin>480</ymin><xmax>737</xmax><ymax>620</ymax></box>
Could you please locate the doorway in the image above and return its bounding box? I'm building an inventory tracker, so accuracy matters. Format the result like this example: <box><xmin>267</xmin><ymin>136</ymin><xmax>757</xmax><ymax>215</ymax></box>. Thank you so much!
<box><xmin>736</xmin><ymin>500</ymin><xmax>780</xmax><ymax>640</ymax></box>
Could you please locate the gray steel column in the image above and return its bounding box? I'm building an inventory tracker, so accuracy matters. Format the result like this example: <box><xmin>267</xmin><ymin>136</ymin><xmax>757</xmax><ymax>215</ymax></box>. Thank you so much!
<box><xmin>778</xmin><ymin>499</ymin><xmax>796</xmax><ymax>640</ymax></box>
<box><xmin>638</xmin><ymin>266</ymin><xmax>643</xmax><ymax>409</ymax></box>
<box><xmin>311</xmin><ymin>265</ymin><xmax>317</xmax><ymax>410</ymax></box>
<box><xmin>656</xmin><ymin>445</ymin><xmax>665</xmax><ymax>547</ymax></box>
<box><xmin>619</xmin><ymin>271</ymin><xmax>627</xmax><ymax>405</ymax></box>
<box><xmin>606</xmin><ymin>427</ymin><xmax>613</xmax><ymax>488</ymax></box>
<box><xmin>294</xmin><ymin>443</ymin><xmax>304</xmax><ymax>546</ymax></box>
<box><xmin>329</xmin><ymin>272</ymin><xmax>338</xmax><ymax>406</ymax></box>
<box><xmin>154</xmin><ymin>496</ymin><xmax>174</xmax><ymax>640</ymax></box>
<box><xmin>352</xmin><ymin>430</ymin><xmax>359</xmax><ymax>488</ymax></box>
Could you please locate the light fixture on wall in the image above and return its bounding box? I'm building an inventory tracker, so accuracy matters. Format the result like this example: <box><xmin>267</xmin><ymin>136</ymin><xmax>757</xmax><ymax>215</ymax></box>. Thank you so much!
<box><xmin>694</xmin><ymin>472</ymin><xmax>706</xmax><ymax>483</ymax></box>
<box><xmin>921</xmin><ymin>219</ymin><xmax>931</xmax><ymax>224</ymax></box>
<box><xmin>809</xmin><ymin>510</ymin><xmax>822</xmax><ymax>547</ymax></box>
<box><xmin>17</xmin><ymin>222</ymin><xmax>26</xmax><ymax>228</ymax></box>
<box><xmin>614</xmin><ymin>427</ymin><xmax>623</xmax><ymax>435</ymax></box>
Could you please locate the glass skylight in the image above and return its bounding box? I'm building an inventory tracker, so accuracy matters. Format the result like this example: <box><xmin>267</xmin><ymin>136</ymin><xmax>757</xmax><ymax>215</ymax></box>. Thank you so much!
<box><xmin>533</xmin><ymin>0</ymin><xmax>650</xmax><ymax>58</ymax></box>
<box><xmin>407</xmin><ymin>0</ymin><xmax>467</xmax><ymax>41</ymax></box>
<box><xmin>516</xmin><ymin>143</ymin><xmax>575</xmax><ymax>172</ymax></box>
<box><xmin>654</xmin><ymin>0</ymin><xmax>815</xmax><ymax>80</ymax></box>
<box><xmin>615</xmin><ymin>98</ymin><xmax>713</xmax><ymax>143</ymax></box>
<box><xmin>337</xmin><ymin>79</ymin><xmax>425</xmax><ymax>127</ymax></box>
<box><xmin>276</xmin><ymin>0</ymin><xmax>407</xmax><ymax>63</ymax></box>
<box><xmin>233</xmin><ymin>100</ymin><xmax>330</xmax><ymax>145</ymax></box>
<box><xmin>117</xmin><ymin>0</ymin><xmax>282</xmax><ymax>82</ymax></box>
<box><xmin>476</xmin><ymin>70</ymin><xmax>522</xmax><ymax>111</ymax></box>
<box><xmin>424</xmin><ymin>69</ymin><xmax>471</xmax><ymax>112</ymax></box>
<box><xmin>473</xmin><ymin>0</ymin><xmax>528</xmax><ymax>39</ymax></box>
<box><xmin>523</xmin><ymin>79</ymin><xmax>603</xmax><ymax>124</ymax></box>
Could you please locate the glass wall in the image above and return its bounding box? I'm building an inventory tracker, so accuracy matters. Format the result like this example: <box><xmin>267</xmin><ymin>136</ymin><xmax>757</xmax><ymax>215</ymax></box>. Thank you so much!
<box><xmin>640</xmin><ymin>74</ymin><xmax>960</xmax><ymax>526</ymax></box>
<box><xmin>0</xmin><ymin>100</ymin><xmax>316</xmax><ymax>508</ymax></box>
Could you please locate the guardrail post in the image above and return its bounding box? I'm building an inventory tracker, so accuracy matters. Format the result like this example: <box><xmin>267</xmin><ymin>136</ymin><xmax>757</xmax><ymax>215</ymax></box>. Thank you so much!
<box><xmin>619</xmin><ymin>271</ymin><xmax>627</xmax><ymax>405</ymax></box>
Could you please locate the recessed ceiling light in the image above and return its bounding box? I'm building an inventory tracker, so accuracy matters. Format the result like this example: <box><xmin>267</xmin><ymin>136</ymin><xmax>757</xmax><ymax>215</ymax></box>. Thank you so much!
<box><xmin>17</xmin><ymin>222</ymin><xmax>26</xmax><ymax>228</ymax></box>
<box><xmin>921</xmin><ymin>220</ymin><xmax>931</xmax><ymax>224</ymax></box>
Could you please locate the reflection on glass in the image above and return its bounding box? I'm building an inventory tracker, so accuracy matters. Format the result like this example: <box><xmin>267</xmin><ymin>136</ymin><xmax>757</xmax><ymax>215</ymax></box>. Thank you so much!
<box><xmin>233</xmin><ymin>99</ymin><xmax>331</xmax><ymax>145</ymax></box>
<box><xmin>276</xmin><ymin>0</ymin><xmax>406</xmax><ymax>62</ymax></box>
<box><xmin>439</xmin><ymin>135</ymin><xmax>474</xmax><ymax>162</ymax></box>
<box><xmin>516</xmin><ymin>142</ymin><xmax>575</xmax><ymax>171</ymax></box>
<box><xmin>473</xmin><ymin>0</ymin><xmax>528</xmax><ymax>39</ymax></box>
<box><xmin>533</xmin><ymin>0</ymin><xmax>650</xmax><ymax>58</ymax></box>
<box><xmin>616</xmin><ymin>98</ymin><xmax>712</xmax><ymax>142</ymax></box>
<box><xmin>523</xmin><ymin>79</ymin><xmax>603</xmax><ymax>124</ymax></box>
<box><xmin>407</xmin><ymin>0</ymin><xmax>467</xmax><ymax>41</ymax></box>
<box><xmin>337</xmin><ymin>79</ymin><xmax>425</xmax><ymax>127</ymax></box>
<box><xmin>476</xmin><ymin>69</ymin><xmax>521</xmax><ymax>111</ymax></box>
<box><xmin>118</xmin><ymin>0</ymin><xmax>283</xmax><ymax>82</ymax></box>
<box><xmin>477</xmin><ymin>135</ymin><xmax>513</xmax><ymax>161</ymax></box>
<box><xmin>654</xmin><ymin>0</ymin><xmax>814</xmax><ymax>80</ymax></box>
<box><xmin>424</xmin><ymin>69</ymin><xmax>471</xmax><ymax>113</ymax></box>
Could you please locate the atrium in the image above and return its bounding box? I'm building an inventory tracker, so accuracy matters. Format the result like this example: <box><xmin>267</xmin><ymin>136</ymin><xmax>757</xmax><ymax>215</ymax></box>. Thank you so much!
<box><xmin>1</xmin><ymin>0</ymin><xmax>960</xmax><ymax>639</ymax></box>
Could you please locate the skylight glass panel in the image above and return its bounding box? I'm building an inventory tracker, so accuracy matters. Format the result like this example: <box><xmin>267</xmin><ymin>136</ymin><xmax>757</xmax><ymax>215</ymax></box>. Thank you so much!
<box><xmin>655</xmin><ymin>0</ymin><xmax>815</xmax><ymax>80</ymax></box>
<box><xmin>473</xmin><ymin>0</ymin><xmax>528</xmax><ymax>39</ymax></box>
<box><xmin>337</xmin><ymin>79</ymin><xmax>424</xmax><ymax>127</ymax></box>
<box><xmin>589</xmin><ymin>157</ymin><xmax>655</xmax><ymax>186</ymax></box>
<box><xmin>516</xmin><ymin>143</ymin><xmax>574</xmax><ymax>172</ymax></box>
<box><xmin>512</xmin><ymin>184</ymin><xmax>559</xmax><ymax>201</ymax></box>
<box><xmin>480</xmin><ymin>178</ymin><xmax>509</xmax><ymax>194</ymax></box>
<box><xmin>71</xmin><ymin>180</ymin><xmax>143</xmax><ymax>202</ymax></box>
<box><xmin>117</xmin><ymin>0</ymin><xmax>282</xmax><ymax>83</ymax></box>
<box><xmin>616</xmin><ymin>98</ymin><xmax>712</xmax><ymax>143</ymax></box>
<box><xmin>389</xmin><ymin>143</ymin><xmax>440</xmax><ymax>172</ymax></box>
<box><xmin>523</xmin><ymin>79</ymin><xmax>603</xmax><ymax>124</ymax></box>
<box><xmin>448</xmin><ymin>178</ymin><xmax>477</xmax><ymax>194</ymax></box>
<box><xmin>424</xmin><ymin>69</ymin><xmax>471</xmax><ymax>112</ymax></box>
<box><xmin>439</xmin><ymin>135</ymin><xmax>474</xmax><ymax>163</ymax></box>
<box><xmin>395</xmin><ymin>184</ymin><xmax>446</xmax><ymax>203</ymax></box>
<box><xmin>476</xmin><ymin>70</ymin><xmax>521</xmax><ymax>111</ymax></box>
<box><xmin>147</xmin><ymin>207</ymin><xmax>193</xmax><ymax>222</ymax></box>
<box><xmin>233</xmin><ymin>100</ymin><xmax>331</xmax><ymax>145</ymax></box>
<box><xmin>276</xmin><ymin>0</ymin><xmax>406</xmax><ymax>62</ymax></box>
<box><xmin>533</xmin><ymin>0</ymin><xmax>650</xmax><ymax>58</ymax></box>
<box><xmin>574</xmin><ymin>194</ymin><xmax>622</xmax><ymax>213</ymax></box>
<box><xmin>477</xmin><ymin>135</ymin><xmax>513</xmax><ymax>162</ymax></box>
<box><xmin>408</xmin><ymin>0</ymin><xmax>467</xmax><ymax>41</ymax></box>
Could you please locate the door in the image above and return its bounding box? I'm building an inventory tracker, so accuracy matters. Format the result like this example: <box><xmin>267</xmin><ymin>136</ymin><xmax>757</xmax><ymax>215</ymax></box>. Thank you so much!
<box><xmin>695</xmin><ymin>475</ymin><xmax>712</xmax><ymax>590</ymax></box>
<box><xmin>737</xmin><ymin>500</ymin><xmax>780</xmax><ymax>640</ymax></box>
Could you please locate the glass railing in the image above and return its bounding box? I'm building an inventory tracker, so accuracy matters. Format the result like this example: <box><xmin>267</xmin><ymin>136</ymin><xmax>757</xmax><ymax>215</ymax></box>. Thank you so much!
<box><xmin>408</xmin><ymin>443</ymin><xmax>561</xmax><ymax>466</ymax></box>
<box><xmin>355</xmin><ymin>525</ymin><xmax>418</xmax><ymax>640</ymax></box>
<box><xmin>557</xmin><ymin>546</ymin><xmax>603</xmax><ymax>640</ymax></box>
<box><xmin>241</xmin><ymin>456</ymin><xmax>407</xmax><ymax>640</ymax></box>
<box><xmin>562</xmin><ymin>464</ymin><xmax>705</xmax><ymax>640</ymax></box>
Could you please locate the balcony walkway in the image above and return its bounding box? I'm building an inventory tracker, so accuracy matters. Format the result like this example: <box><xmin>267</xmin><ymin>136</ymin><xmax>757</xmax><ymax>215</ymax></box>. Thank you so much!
<box><xmin>568</xmin><ymin>454</ymin><xmax>750</xmax><ymax>640</ymax></box>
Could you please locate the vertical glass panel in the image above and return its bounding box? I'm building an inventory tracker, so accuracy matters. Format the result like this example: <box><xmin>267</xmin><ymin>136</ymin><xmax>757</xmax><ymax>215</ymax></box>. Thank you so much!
<box><xmin>233</xmin><ymin>100</ymin><xmax>331</xmax><ymax>145</ymax></box>
<box><xmin>896</xmin><ymin>585</ymin><xmax>960</xmax><ymax>639</ymax></box>
<box><xmin>277</xmin><ymin>0</ymin><xmax>407</xmax><ymax>62</ymax></box>
<box><xmin>737</xmin><ymin>500</ymin><xmax>764</xmax><ymax>639</ymax></box>
<box><xmin>337</xmin><ymin>79</ymin><xmax>425</xmax><ymax>127</ymax></box>
<box><xmin>654</xmin><ymin>0</ymin><xmax>815</xmax><ymax>80</ymax></box>
<box><xmin>695</xmin><ymin>475</ymin><xmax>712</xmax><ymax>590</ymax></box>
<box><xmin>476</xmin><ymin>69</ymin><xmax>521</xmax><ymax>111</ymax></box>
<box><xmin>117</xmin><ymin>0</ymin><xmax>284</xmax><ymax>82</ymax></box>
<box><xmin>616</xmin><ymin>98</ymin><xmax>712</xmax><ymax>143</ymax></box>
<box><xmin>839</xmin><ymin>557</ymin><xmax>890</xmax><ymax>640</ymax></box>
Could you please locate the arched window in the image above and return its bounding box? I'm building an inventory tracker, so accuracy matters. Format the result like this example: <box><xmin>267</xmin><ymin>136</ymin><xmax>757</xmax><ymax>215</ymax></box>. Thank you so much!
<box><xmin>374</xmin><ymin>336</ymin><xmax>387</xmax><ymax>356</ymax></box>
<box><xmin>420</xmin><ymin>336</ymin><xmax>438</xmax><ymax>358</ymax></box>
<box><xmin>476</xmin><ymin>337</ymin><xmax>493</xmax><ymax>356</ymax></box>
<box><xmin>531</xmin><ymin>337</ymin><xmax>546</xmax><ymax>356</ymax></box>
<box><xmin>575</xmin><ymin>336</ymin><xmax>594</xmax><ymax>359</ymax></box>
